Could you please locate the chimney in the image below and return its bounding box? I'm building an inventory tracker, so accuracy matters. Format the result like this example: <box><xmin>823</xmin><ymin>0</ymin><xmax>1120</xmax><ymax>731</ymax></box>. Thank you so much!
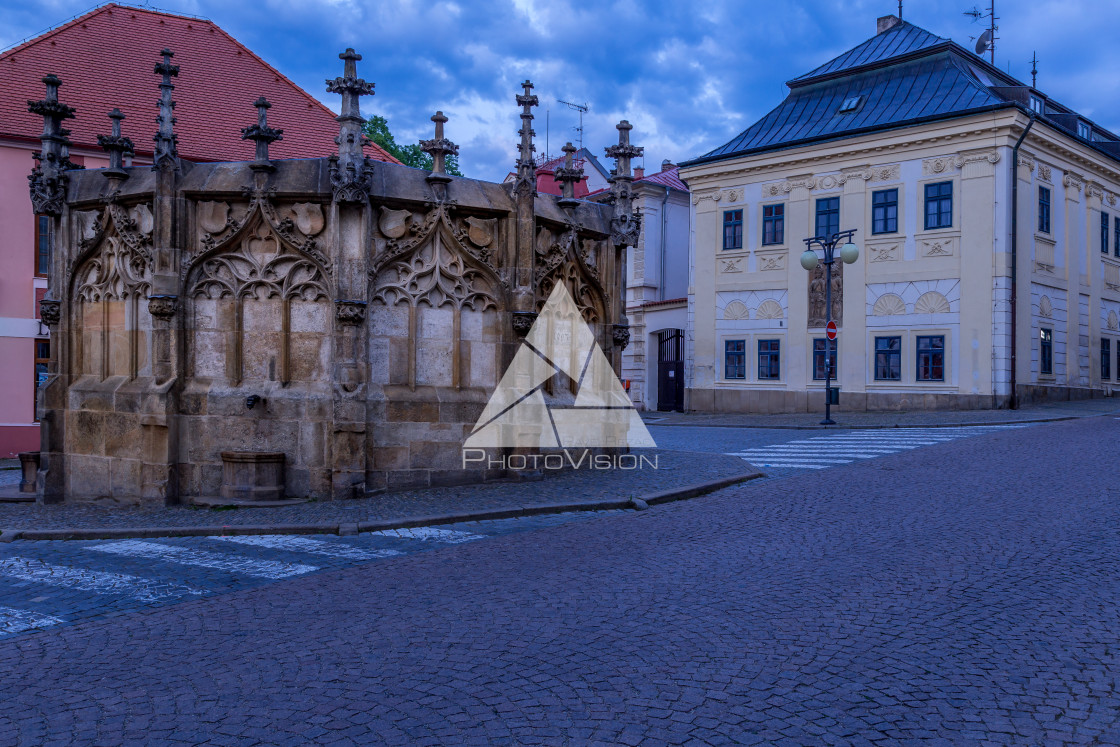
<box><xmin>661</xmin><ymin>159</ymin><xmax>674</xmax><ymax>172</ymax></box>
<box><xmin>634</xmin><ymin>166</ymin><xmax>644</xmax><ymax>179</ymax></box>
<box><xmin>877</xmin><ymin>14</ymin><xmax>902</xmax><ymax>34</ymax></box>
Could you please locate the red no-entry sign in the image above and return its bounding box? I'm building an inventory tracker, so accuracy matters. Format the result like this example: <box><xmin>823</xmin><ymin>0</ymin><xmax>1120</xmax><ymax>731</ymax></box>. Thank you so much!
<box><xmin>825</xmin><ymin>320</ymin><xmax>838</xmax><ymax>340</ymax></box>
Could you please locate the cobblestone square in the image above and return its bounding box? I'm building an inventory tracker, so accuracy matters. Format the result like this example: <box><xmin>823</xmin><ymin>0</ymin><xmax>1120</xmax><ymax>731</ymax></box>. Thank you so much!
<box><xmin>0</xmin><ymin>413</ymin><xmax>1117</xmax><ymax>744</ymax></box>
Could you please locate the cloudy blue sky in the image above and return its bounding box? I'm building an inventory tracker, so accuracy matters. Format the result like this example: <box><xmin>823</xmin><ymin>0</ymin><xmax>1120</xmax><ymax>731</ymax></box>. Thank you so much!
<box><xmin>3</xmin><ymin>0</ymin><xmax>1119</xmax><ymax>182</ymax></box>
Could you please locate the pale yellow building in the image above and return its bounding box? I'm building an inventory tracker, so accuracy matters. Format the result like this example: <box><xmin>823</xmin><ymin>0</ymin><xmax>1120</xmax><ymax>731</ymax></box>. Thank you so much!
<box><xmin>679</xmin><ymin>14</ymin><xmax>1120</xmax><ymax>412</ymax></box>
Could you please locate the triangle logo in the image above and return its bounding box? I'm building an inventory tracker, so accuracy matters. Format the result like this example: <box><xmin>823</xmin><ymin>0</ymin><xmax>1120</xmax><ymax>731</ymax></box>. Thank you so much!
<box><xmin>464</xmin><ymin>283</ymin><xmax>656</xmax><ymax>450</ymax></box>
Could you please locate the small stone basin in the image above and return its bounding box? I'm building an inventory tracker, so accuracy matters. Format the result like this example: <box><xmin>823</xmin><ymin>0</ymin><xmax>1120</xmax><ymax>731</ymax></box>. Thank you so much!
<box><xmin>17</xmin><ymin>451</ymin><xmax>40</xmax><ymax>494</ymax></box>
<box><xmin>219</xmin><ymin>451</ymin><xmax>285</xmax><ymax>502</ymax></box>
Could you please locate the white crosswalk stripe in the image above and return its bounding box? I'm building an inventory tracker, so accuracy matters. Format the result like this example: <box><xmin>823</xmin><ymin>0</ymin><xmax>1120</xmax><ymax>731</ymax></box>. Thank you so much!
<box><xmin>87</xmin><ymin>540</ymin><xmax>318</xmax><ymax>579</ymax></box>
<box><xmin>367</xmin><ymin>527</ymin><xmax>486</xmax><ymax>543</ymax></box>
<box><xmin>729</xmin><ymin>425</ymin><xmax>1030</xmax><ymax>471</ymax></box>
<box><xmin>0</xmin><ymin>557</ymin><xmax>204</xmax><ymax>602</ymax></box>
<box><xmin>0</xmin><ymin>605</ymin><xmax>65</xmax><ymax>635</ymax></box>
<box><xmin>212</xmin><ymin>535</ymin><xmax>402</xmax><ymax>561</ymax></box>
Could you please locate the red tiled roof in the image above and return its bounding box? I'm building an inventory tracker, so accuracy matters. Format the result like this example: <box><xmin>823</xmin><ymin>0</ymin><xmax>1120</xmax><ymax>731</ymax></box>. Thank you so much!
<box><xmin>0</xmin><ymin>3</ymin><xmax>399</xmax><ymax>164</ymax></box>
<box><xmin>637</xmin><ymin>166</ymin><xmax>688</xmax><ymax>192</ymax></box>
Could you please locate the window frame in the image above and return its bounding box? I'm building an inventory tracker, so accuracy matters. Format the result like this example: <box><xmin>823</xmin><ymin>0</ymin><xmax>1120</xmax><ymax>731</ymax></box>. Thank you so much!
<box><xmin>871</xmin><ymin>188</ymin><xmax>899</xmax><ymax>235</ymax></box>
<box><xmin>812</xmin><ymin>338</ymin><xmax>837</xmax><ymax>381</ymax></box>
<box><xmin>1029</xmin><ymin>95</ymin><xmax>1044</xmax><ymax>115</ymax></box>
<box><xmin>757</xmin><ymin>339</ymin><xmax>781</xmax><ymax>381</ymax></box>
<box><xmin>1040</xmin><ymin>327</ymin><xmax>1053</xmax><ymax>376</ymax></box>
<box><xmin>1038</xmin><ymin>186</ymin><xmax>1051</xmax><ymax>234</ymax></box>
<box><xmin>814</xmin><ymin>197</ymin><xmax>840</xmax><ymax>239</ymax></box>
<box><xmin>1078</xmin><ymin>121</ymin><xmax>1092</xmax><ymax>140</ymax></box>
<box><xmin>722</xmin><ymin>209</ymin><xmax>743</xmax><ymax>252</ymax></box>
<box><xmin>761</xmin><ymin>203</ymin><xmax>784</xmax><ymax>246</ymax></box>
<box><xmin>1102</xmin><ymin>211</ymin><xmax>1111</xmax><ymax>255</ymax></box>
<box><xmin>724</xmin><ymin>339</ymin><xmax>746</xmax><ymax>380</ymax></box>
<box><xmin>1114</xmin><ymin>216</ymin><xmax>1120</xmax><ymax>259</ymax></box>
<box><xmin>874</xmin><ymin>336</ymin><xmax>902</xmax><ymax>381</ymax></box>
<box><xmin>1103</xmin><ymin>338</ymin><xmax>1112</xmax><ymax>381</ymax></box>
<box><xmin>915</xmin><ymin>335</ymin><xmax>945</xmax><ymax>382</ymax></box>
<box><xmin>34</xmin><ymin>214</ymin><xmax>51</xmax><ymax>278</ymax></box>
<box><xmin>923</xmin><ymin>181</ymin><xmax>953</xmax><ymax>230</ymax></box>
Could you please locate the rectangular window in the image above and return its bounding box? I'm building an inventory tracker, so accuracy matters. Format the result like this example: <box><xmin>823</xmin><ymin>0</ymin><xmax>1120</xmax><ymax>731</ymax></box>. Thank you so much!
<box><xmin>1115</xmin><ymin>217</ymin><xmax>1120</xmax><ymax>259</ymax></box>
<box><xmin>924</xmin><ymin>181</ymin><xmax>953</xmax><ymax>230</ymax></box>
<box><xmin>1040</xmin><ymin>328</ymin><xmax>1053</xmax><ymax>376</ymax></box>
<box><xmin>35</xmin><ymin>215</ymin><xmax>51</xmax><ymax>277</ymax></box>
<box><xmin>724</xmin><ymin>340</ymin><xmax>745</xmax><ymax>379</ymax></box>
<box><xmin>1102</xmin><ymin>212</ymin><xmax>1110</xmax><ymax>254</ymax></box>
<box><xmin>1078</xmin><ymin>121</ymin><xmax>1092</xmax><ymax>140</ymax></box>
<box><xmin>812</xmin><ymin>339</ymin><xmax>837</xmax><ymax>380</ymax></box>
<box><xmin>1038</xmin><ymin>186</ymin><xmax>1050</xmax><ymax>234</ymax></box>
<box><xmin>871</xmin><ymin>189</ymin><xmax>898</xmax><ymax>234</ymax></box>
<box><xmin>874</xmin><ymin>336</ymin><xmax>901</xmax><ymax>381</ymax></box>
<box><xmin>815</xmin><ymin>197</ymin><xmax>839</xmax><ymax>239</ymax></box>
<box><xmin>757</xmin><ymin>339</ymin><xmax>781</xmax><ymax>380</ymax></box>
<box><xmin>838</xmin><ymin>95</ymin><xmax>862</xmax><ymax>113</ymax></box>
<box><xmin>34</xmin><ymin>339</ymin><xmax>49</xmax><ymax>422</ymax></box>
<box><xmin>1103</xmin><ymin>339</ymin><xmax>1112</xmax><ymax>381</ymax></box>
<box><xmin>761</xmin><ymin>204</ymin><xmax>784</xmax><ymax>245</ymax></box>
<box><xmin>1030</xmin><ymin>95</ymin><xmax>1044</xmax><ymax>114</ymax></box>
<box><xmin>916</xmin><ymin>335</ymin><xmax>945</xmax><ymax>382</ymax></box>
<box><xmin>722</xmin><ymin>209</ymin><xmax>743</xmax><ymax>251</ymax></box>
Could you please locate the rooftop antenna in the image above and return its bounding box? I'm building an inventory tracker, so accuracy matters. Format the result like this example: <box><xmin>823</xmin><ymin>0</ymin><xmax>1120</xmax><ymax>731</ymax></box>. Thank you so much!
<box><xmin>965</xmin><ymin>1</ymin><xmax>998</xmax><ymax>66</ymax></box>
<box><xmin>557</xmin><ymin>98</ymin><xmax>588</xmax><ymax>152</ymax></box>
<box><xmin>1030</xmin><ymin>50</ymin><xmax>1038</xmax><ymax>88</ymax></box>
<box><xmin>898</xmin><ymin>0</ymin><xmax>902</xmax><ymax>21</ymax></box>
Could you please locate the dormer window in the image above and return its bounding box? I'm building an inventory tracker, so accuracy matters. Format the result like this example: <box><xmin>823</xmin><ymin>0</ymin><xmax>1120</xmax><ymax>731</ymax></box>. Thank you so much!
<box><xmin>1078</xmin><ymin>121</ymin><xmax>1092</xmax><ymax>140</ymax></box>
<box><xmin>838</xmin><ymin>96</ymin><xmax>862</xmax><ymax>114</ymax></box>
<box><xmin>1029</xmin><ymin>95</ymin><xmax>1043</xmax><ymax>114</ymax></box>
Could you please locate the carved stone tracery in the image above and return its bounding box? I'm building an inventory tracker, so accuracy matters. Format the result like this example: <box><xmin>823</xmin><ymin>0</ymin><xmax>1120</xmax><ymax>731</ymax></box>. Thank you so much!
<box><xmin>371</xmin><ymin>229</ymin><xmax>498</xmax><ymax>311</ymax></box>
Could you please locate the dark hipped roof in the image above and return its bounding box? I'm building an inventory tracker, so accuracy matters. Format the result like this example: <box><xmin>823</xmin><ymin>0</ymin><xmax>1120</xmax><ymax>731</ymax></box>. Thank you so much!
<box><xmin>789</xmin><ymin>21</ymin><xmax>948</xmax><ymax>86</ymax></box>
<box><xmin>695</xmin><ymin>52</ymin><xmax>1005</xmax><ymax>163</ymax></box>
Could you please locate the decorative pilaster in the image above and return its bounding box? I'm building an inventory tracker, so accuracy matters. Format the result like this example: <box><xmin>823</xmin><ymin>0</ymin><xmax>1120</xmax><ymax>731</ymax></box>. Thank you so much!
<box><xmin>27</xmin><ymin>74</ymin><xmax>77</xmax><ymax>216</ymax></box>
<box><xmin>555</xmin><ymin>141</ymin><xmax>583</xmax><ymax>210</ymax></box>
<box><xmin>326</xmin><ymin>48</ymin><xmax>375</xmax><ymax>203</ymax></box>
<box><xmin>97</xmin><ymin>108</ymin><xmax>134</xmax><ymax>187</ymax></box>
<box><xmin>241</xmin><ymin>96</ymin><xmax>283</xmax><ymax>172</ymax></box>
<box><xmin>420</xmin><ymin>111</ymin><xmax>458</xmax><ymax>185</ymax></box>
<box><xmin>152</xmin><ymin>49</ymin><xmax>180</xmax><ymax>172</ymax></box>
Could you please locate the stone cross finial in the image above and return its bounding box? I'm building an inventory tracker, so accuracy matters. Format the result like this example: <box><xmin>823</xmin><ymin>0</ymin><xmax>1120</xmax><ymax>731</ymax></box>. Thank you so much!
<box><xmin>326</xmin><ymin>48</ymin><xmax>374</xmax><ymax>171</ymax></box>
<box><xmin>420</xmin><ymin>110</ymin><xmax>459</xmax><ymax>184</ymax></box>
<box><xmin>27</xmin><ymin>73</ymin><xmax>77</xmax><ymax>215</ymax></box>
<box><xmin>555</xmin><ymin>141</ymin><xmax>584</xmax><ymax>210</ymax></box>
<box><xmin>152</xmin><ymin>48</ymin><xmax>180</xmax><ymax>171</ymax></box>
<box><xmin>241</xmin><ymin>96</ymin><xmax>284</xmax><ymax>170</ymax></box>
<box><xmin>97</xmin><ymin>108</ymin><xmax>135</xmax><ymax>181</ymax></box>
<box><xmin>515</xmin><ymin>80</ymin><xmax>538</xmax><ymax>190</ymax></box>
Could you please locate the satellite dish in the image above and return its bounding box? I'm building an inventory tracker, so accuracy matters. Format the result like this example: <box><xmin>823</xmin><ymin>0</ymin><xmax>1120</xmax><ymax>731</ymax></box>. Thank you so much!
<box><xmin>975</xmin><ymin>29</ymin><xmax>992</xmax><ymax>55</ymax></box>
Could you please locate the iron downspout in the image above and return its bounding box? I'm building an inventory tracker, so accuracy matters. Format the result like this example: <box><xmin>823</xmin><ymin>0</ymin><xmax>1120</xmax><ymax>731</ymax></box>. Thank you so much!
<box><xmin>1009</xmin><ymin>112</ymin><xmax>1036</xmax><ymax>409</ymax></box>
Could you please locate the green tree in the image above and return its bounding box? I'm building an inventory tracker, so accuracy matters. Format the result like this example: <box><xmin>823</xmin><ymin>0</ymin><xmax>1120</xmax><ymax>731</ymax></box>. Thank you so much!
<box><xmin>364</xmin><ymin>114</ymin><xmax>464</xmax><ymax>176</ymax></box>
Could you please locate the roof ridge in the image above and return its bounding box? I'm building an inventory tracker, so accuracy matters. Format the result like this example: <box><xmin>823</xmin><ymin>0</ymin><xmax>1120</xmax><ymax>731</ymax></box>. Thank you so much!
<box><xmin>788</xmin><ymin>20</ymin><xmax>949</xmax><ymax>88</ymax></box>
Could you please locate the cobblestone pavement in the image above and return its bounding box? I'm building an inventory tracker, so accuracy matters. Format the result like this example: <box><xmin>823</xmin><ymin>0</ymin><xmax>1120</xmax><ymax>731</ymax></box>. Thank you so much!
<box><xmin>0</xmin><ymin>448</ymin><xmax>744</xmax><ymax>530</ymax></box>
<box><xmin>0</xmin><ymin>415</ymin><xmax>1118</xmax><ymax>744</ymax></box>
<box><xmin>643</xmin><ymin>396</ymin><xmax>1120</xmax><ymax>429</ymax></box>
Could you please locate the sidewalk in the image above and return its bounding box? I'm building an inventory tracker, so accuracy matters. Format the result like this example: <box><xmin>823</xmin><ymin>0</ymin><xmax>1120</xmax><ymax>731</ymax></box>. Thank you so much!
<box><xmin>0</xmin><ymin>448</ymin><xmax>758</xmax><ymax>540</ymax></box>
<box><xmin>642</xmin><ymin>397</ymin><xmax>1120</xmax><ymax>429</ymax></box>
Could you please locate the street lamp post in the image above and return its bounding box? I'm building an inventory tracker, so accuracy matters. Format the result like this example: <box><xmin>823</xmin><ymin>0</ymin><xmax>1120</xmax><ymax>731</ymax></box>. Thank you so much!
<box><xmin>800</xmin><ymin>229</ymin><xmax>859</xmax><ymax>425</ymax></box>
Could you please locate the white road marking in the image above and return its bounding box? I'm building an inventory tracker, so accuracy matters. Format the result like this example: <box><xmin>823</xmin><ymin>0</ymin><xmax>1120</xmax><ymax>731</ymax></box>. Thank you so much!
<box><xmin>368</xmin><ymin>527</ymin><xmax>486</xmax><ymax>543</ymax></box>
<box><xmin>87</xmin><ymin>540</ymin><xmax>318</xmax><ymax>579</ymax></box>
<box><xmin>0</xmin><ymin>557</ymin><xmax>204</xmax><ymax>602</ymax></box>
<box><xmin>212</xmin><ymin>535</ymin><xmax>402</xmax><ymax>561</ymax></box>
<box><xmin>0</xmin><ymin>605</ymin><xmax>65</xmax><ymax>635</ymax></box>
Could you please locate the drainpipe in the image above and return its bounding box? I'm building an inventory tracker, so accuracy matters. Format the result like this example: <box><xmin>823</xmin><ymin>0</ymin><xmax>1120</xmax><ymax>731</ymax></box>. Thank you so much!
<box><xmin>1009</xmin><ymin>111</ymin><xmax>1036</xmax><ymax>410</ymax></box>
<box><xmin>655</xmin><ymin>185</ymin><xmax>668</xmax><ymax>301</ymax></box>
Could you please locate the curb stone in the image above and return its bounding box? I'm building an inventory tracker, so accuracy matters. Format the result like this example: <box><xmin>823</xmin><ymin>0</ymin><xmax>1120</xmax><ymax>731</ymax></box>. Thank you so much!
<box><xmin>2</xmin><ymin>470</ymin><xmax>762</xmax><ymax>542</ymax></box>
<box><xmin>642</xmin><ymin>415</ymin><xmax>1088</xmax><ymax>430</ymax></box>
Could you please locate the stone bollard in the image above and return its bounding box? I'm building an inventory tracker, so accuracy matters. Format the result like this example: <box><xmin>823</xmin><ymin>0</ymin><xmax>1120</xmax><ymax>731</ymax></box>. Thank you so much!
<box><xmin>17</xmin><ymin>452</ymin><xmax>40</xmax><ymax>494</ymax></box>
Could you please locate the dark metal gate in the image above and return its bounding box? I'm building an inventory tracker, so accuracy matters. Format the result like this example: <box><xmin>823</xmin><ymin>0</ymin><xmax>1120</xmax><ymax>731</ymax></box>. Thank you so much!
<box><xmin>656</xmin><ymin>329</ymin><xmax>684</xmax><ymax>412</ymax></box>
